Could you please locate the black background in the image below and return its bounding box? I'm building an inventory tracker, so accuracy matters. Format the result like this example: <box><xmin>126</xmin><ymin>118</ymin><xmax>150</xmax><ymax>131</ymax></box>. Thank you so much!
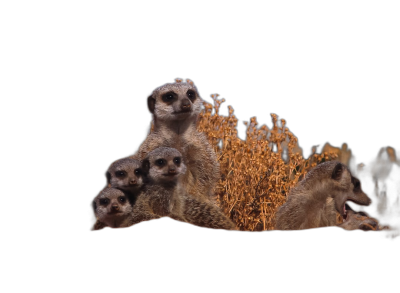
<box><xmin>50</xmin><ymin>21</ymin><xmax>400</xmax><ymax>253</ymax></box>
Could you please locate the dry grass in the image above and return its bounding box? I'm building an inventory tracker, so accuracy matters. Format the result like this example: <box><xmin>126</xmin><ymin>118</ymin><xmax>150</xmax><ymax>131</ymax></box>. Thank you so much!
<box><xmin>198</xmin><ymin>95</ymin><xmax>338</xmax><ymax>231</ymax></box>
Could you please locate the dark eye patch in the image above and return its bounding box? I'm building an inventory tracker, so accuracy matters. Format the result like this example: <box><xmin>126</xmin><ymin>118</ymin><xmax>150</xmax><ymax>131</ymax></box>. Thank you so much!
<box><xmin>186</xmin><ymin>90</ymin><xmax>196</xmax><ymax>101</ymax></box>
<box><xmin>352</xmin><ymin>177</ymin><xmax>361</xmax><ymax>191</ymax></box>
<box><xmin>134</xmin><ymin>169</ymin><xmax>142</xmax><ymax>176</ymax></box>
<box><xmin>173</xmin><ymin>157</ymin><xmax>181</xmax><ymax>165</ymax></box>
<box><xmin>118</xmin><ymin>196</ymin><xmax>126</xmax><ymax>204</ymax></box>
<box><xmin>100</xmin><ymin>198</ymin><xmax>110</xmax><ymax>205</ymax></box>
<box><xmin>155</xmin><ymin>159</ymin><xmax>165</xmax><ymax>167</ymax></box>
<box><xmin>115</xmin><ymin>170</ymin><xmax>127</xmax><ymax>178</ymax></box>
<box><xmin>162</xmin><ymin>91</ymin><xmax>177</xmax><ymax>103</ymax></box>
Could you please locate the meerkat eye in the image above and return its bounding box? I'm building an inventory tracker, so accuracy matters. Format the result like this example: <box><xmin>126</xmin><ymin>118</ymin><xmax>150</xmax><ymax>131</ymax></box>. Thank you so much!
<box><xmin>186</xmin><ymin>90</ymin><xmax>196</xmax><ymax>101</ymax></box>
<box><xmin>115</xmin><ymin>171</ymin><xmax>127</xmax><ymax>178</ymax></box>
<box><xmin>173</xmin><ymin>157</ymin><xmax>181</xmax><ymax>165</ymax></box>
<box><xmin>99</xmin><ymin>198</ymin><xmax>109</xmax><ymax>205</ymax></box>
<box><xmin>118</xmin><ymin>196</ymin><xmax>126</xmax><ymax>203</ymax></box>
<box><xmin>155</xmin><ymin>159</ymin><xmax>165</xmax><ymax>166</ymax></box>
<box><xmin>134</xmin><ymin>169</ymin><xmax>141</xmax><ymax>175</ymax></box>
<box><xmin>162</xmin><ymin>92</ymin><xmax>176</xmax><ymax>102</ymax></box>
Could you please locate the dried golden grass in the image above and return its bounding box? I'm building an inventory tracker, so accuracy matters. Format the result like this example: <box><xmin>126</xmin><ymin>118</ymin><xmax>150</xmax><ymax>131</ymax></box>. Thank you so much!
<box><xmin>198</xmin><ymin>95</ymin><xmax>338</xmax><ymax>231</ymax></box>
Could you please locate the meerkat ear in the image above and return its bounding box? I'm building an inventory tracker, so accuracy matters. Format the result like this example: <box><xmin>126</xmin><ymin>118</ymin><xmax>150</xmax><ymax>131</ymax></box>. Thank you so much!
<box><xmin>332</xmin><ymin>163</ymin><xmax>344</xmax><ymax>180</ymax></box>
<box><xmin>92</xmin><ymin>200</ymin><xmax>97</xmax><ymax>213</ymax></box>
<box><xmin>142</xmin><ymin>159</ymin><xmax>150</xmax><ymax>174</ymax></box>
<box><xmin>147</xmin><ymin>95</ymin><xmax>155</xmax><ymax>114</ymax></box>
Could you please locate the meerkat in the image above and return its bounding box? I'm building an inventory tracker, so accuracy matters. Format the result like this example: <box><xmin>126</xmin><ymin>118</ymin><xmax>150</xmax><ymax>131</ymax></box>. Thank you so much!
<box><xmin>92</xmin><ymin>187</ymin><xmax>136</xmax><ymax>229</ymax></box>
<box><xmin>92</xmin><ymin>187</ymin><xmax>161</xmax><ymax>230</ymax></box>
<box><xmin>106</xmin><ymin>158</ymin><xmax>147</xmax><ymax>192</ymax></box>
<box><xmin>337</xmin><ymin>204</ymin><xmax>381</xmax><ymax>231</ymax></box>
<box><xmin>131</xmin><ymin>79</ymin><xmax>220</xmax><ymax>202</ymax></box>
<box><xmin>275</xmin><ymin>161</ymin><xmax>371</xmax><ymax>230</ymax></box>
<box><xmin>142</xmin><ymin>147</ymin><xmax>235</xmax><ymax>230</ymax></box>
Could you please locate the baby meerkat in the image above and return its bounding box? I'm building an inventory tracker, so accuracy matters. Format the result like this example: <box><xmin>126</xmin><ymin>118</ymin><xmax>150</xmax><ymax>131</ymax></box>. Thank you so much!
<box><xmin>143</xmin><ymin>147</ymin><xmax>236</xmax><ymax>230</ymax></box>
<box><xmin>132</xmin><ymin>80</ymin><xmax>220</xmax><ymax>201</ymax></box>
<box><xmin>92</xmin><ymin>187</ymin><xmax>136</xmax><ymax>229</ymax></box>
<box><xmin>275</xmin><ymin>161</ymin><xmax>371</xmax><ymax>230</ymax></box>
<box><xmin>142</xmin><ymin>147</ymin><xmax>187</xmax><ymax>218</ymax></box>
<box><xmin>106</xmin><ymin>158</ymin><xmax>147</xmax><ymax>192</ymax></box>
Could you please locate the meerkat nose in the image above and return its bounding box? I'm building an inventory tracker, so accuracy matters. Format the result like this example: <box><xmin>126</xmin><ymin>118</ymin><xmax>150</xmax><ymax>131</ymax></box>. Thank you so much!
<box><xmin>181</xmin><ymin>99</ymin><xmax>191</xmax><ymax>109</ymax></box>
<box><xmin>168</xmin><ymin>168</ymin><xmax>176</xmax><ymax>174</ymax></box>
<box><xmin>112</xmin><ymin>204</ymin><xmax>119</xmax><ymax>210</ymax></box>
<box><xmin>129</xmin><ymin>179</ymin><xmax>137</xmax><ymax>185</ymax></box>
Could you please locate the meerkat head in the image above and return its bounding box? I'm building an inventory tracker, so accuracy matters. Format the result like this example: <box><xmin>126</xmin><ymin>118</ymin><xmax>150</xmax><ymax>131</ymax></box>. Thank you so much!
<box><xmin>304</xmin><ymin>161</ymin><xmax>371</xmax><ymax>218</ymax></box>
<box><xmin>142</xmin><ymin>147</ymin><xmax>187</xmax><ymax>184</ymax></box>
<box><xmin>106</xmin><ymin>158</ymin><xmax>146</xmax><ymax>192</ymax></box>
<box><xmin>147</xmin><ymin>80</ymin><xmax>203</xmax><ymax>122</ymax></box>
<box><xmin>92</xmin><ymin>187</ymin><xmax>135</xmax><ymax>228</ymax></box>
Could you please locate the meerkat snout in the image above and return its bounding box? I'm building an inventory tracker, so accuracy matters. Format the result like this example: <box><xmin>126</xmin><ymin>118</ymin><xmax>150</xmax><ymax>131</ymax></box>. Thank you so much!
<box><xmin>181</xmin><ymin>98</ymin><xmax>191</xmax><ymax>111</ymax></box>
<box><xmin>129</xmin><ymin>179</ymin><xmax>137</xmax><ymax>185</ymax></box>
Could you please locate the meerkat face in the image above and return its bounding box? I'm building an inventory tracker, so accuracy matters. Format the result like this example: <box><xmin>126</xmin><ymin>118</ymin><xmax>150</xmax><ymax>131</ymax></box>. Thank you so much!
<box><xmin>106</xmin><ymin>158</ymin><xmax>146</xmax><ymax>192</ymax></box>
<box><xmin>92</xmin><ymin>188</ymin><xmax>133</xmax><ymax>227</ymax></box>
<box><xmin>147</xmin><ymin>82</ymin><xmax>203</xmax><ymax>121</ymax></box>
<box><xmin>142</xmin><ymin>147</ymin><xmax>187</xmax><ymax>184</ymax></box>
<box><xmin>329</xmin><ymin>162</ymin><xmax>371</xmax><ymax>219</ymax></box>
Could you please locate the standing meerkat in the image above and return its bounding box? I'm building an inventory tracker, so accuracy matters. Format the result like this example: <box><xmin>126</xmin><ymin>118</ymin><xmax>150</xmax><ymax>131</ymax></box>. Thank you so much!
<box><xmin>132</xmin><ymin>79</ymin><xmax>220</xmax><ymax>201</ymax></box>
<box><xmin>142</xmin><ymin>147</ymin><xmax>236</xmax><ymax>230</ymax></box>
<box><xmin>275</xmin><ymin>161</ymin><xmax>371</xmax><ymax>230</ymax></box>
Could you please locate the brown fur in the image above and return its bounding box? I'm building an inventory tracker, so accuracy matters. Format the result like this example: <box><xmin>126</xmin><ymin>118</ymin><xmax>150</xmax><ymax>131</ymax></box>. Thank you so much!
<box><xmin>131</xmin><ymin>80</ymin><xmax>219</xmax><ymax>201</ymax></box>
<box><xmin>275</xmin><ymin>161</ymin><xmax>371</xmax><ymax>230</ymax></box>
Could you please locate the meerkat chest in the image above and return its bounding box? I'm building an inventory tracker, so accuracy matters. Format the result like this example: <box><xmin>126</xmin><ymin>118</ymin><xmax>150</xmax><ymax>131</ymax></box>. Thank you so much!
<box><xmin>145</xmin><ymin>187</ymin><xmax>176</xmax><ymax>217</ymax></box>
